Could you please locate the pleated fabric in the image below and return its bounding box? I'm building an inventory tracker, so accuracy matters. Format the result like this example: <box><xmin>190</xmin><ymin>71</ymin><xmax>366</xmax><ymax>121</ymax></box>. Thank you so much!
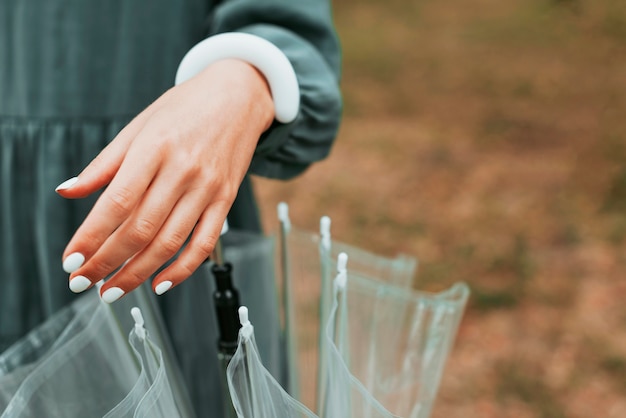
<box><xmin>0</xmin><ymin>117</ymin><xmax>127</xmax><ymax>348</ymax></box>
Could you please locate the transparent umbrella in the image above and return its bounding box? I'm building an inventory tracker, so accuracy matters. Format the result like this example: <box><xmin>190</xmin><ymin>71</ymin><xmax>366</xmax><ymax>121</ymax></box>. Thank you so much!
<box><xmin>0</xmin><ymin>289</ymin><xmax>139</xmax><ymax>417</ymax></box>
<box><xmin>103</xmin><ymin>307</ymin><xmax>181</xmax><ymax>418</ymax></box>
<box><xmin>227</xmin><ymin>250</ymin><xmax>468</xmax><ymax>418</ymax></box>
<box><xmin>322</xmin><ymin>254</ymin><xmax>399</xmax><ymax>418</ymax></box>
<box><xmin>0</xmin><ymin>291</ymin><xmax>103</xmax><ymax>412</ymax></box>
<box><xmin>227</xmin><ymin>306</ymin><xmax>316</xmax><ymax>418</ymax></box>
<box><xmin>112</xmin><ymin>284</ymin><xmax>196</xmax><ymax>418</ymax></box>
<box><xmin>323</xmin><ymin>254</ymin><xmax>469</xmax><ymax>418</ymax></box>
<box><xmin>281</xmin><ymin>205</ymin><xmax>469</xmax><ymax>416</ymax></box>
<box><xmin>0</xmin><ymin>288</ymin><xmax>191</xmax><ymax>417</ymax></box>
<box><xmin>275</xmin><ymin>203</ymin><xmax>418</xmax><ymax>411</ymax></box>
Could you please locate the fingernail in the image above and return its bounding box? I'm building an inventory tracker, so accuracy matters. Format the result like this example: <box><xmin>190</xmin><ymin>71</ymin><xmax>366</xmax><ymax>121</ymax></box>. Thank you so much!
<box><xmin>55</xmin><ymin>177</ymin><xmax>78</xmax><ymax>192</ymax></box>
<box><xmin>69</xmin><ymin>275</ymin><xmax>92</xmax><ymax>293</ymax></box>
<box><xmin>63</xmin><ymin>252</ymin><xmax>85</xmax><ymax>273</ymax></box>
<box><xmin>101</xmin><ymin>287</ymin><xmax>125</xmax><ymax>304</ymax></box>
<box><xmin>155</xmin><ymin>281</ymin><xmax>172</xmax><ymax>296</ymax></box>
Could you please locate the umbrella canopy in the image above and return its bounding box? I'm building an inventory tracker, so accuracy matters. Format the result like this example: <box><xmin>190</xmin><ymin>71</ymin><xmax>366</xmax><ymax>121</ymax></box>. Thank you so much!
<box><xmin>103</xmin><ymin>308</ymin><xmax>181</xmax><ymax>418</ymax></box>
<box><xmin>0</xmin><ymin>290</ymin><xmax>189</xmax><ymax>417</ymax></box>
<box><xmin>324</xmin><ymin>254</ymin><xmax>469</xmax><ymax>418</ymax></box>
<box><xmin>0</xmin><ymin>292</ymin><xmax>103</xmax><ymax>412</ymax></box>
<box><xmin>227</xmin><ymin>307</ymin><xmax>317</xmax><ymax>418</ymax></box>
<box><xmin>228</xmin><ymin>240</ymin><xmax>469</xmax><ymax>418</ymax></box>
<box><xmin>322</xmin><ymin>257</ymin><xmax>401</xmax><ymax>418</ymax></box>
<box><xmin>0</xmin><ymin>291</ymin><xmax>139</xmax><ymax>417</ymax></box>
<box><xmin>276</xmin><ymin>204</ymin><xmax>418</xmax><ymax>410</ymax></box>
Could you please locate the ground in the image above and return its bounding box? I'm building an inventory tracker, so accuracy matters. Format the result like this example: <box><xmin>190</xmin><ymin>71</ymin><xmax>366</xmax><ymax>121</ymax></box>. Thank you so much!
<box><xmin>253</xmin><ymin>0</ymin><xmax>626</xmax><ymax>416</ymax></box>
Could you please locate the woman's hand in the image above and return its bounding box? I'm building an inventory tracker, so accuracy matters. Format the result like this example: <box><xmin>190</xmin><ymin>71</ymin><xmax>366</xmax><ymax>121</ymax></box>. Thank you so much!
<box><xmin>56</xmin><ymin>59</ymin><xmax>275</xmax><ymax>303</ymax></box>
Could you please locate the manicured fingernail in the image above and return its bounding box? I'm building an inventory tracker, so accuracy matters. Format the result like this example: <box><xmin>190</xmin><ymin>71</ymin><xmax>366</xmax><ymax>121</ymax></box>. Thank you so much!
<box><xmin>63</xmin><ymin>252</ymin><xmax>85</xmax><ymax>273</ymax></box>
<box><xmin>101</xmin><ymin>287</ymin><xmax>125</xmax><ymax>304</ymax></box>
<box><xmin>55</xmin><ymin>177</ymin><xmax>78</xmax><ymax>192</ymax></box>
<box><xmin>155</xmin><ymin>281</ymin><xmax>172</xmax><ymax>296</ymax></box>
<box><xmin>69</xmin><ymin>275</ymin><xmax>92</xmax><ymax>293</ymax></box>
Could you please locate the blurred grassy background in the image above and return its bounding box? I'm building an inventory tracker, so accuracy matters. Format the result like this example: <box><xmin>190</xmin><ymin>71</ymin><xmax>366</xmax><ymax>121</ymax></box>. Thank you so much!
<box><xmin>253</xmin><ymin>0</ymin><xmax>626</xmax><ymax>417</ymax></box>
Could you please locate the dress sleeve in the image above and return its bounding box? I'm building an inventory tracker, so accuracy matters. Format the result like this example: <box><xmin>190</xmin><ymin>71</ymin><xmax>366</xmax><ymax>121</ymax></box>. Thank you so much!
<box><xmin>209</xmin><ymin>0</ymin><xmax>343</xmax><ymax>180</ymax></box>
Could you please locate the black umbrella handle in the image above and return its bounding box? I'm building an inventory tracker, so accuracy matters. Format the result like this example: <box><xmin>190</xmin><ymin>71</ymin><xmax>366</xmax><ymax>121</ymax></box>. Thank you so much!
<box><xmin>212</xmin><ymin>262</ymin><xmax>241</xmax><ymax>354</ymax></box>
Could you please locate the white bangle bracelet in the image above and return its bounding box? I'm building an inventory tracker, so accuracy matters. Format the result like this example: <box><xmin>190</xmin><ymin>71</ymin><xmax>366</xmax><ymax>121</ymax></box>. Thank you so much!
<box><xmin>175</xmin><ymin>32</ymin><xmax>300</xmax><ymax>124</ymax></box>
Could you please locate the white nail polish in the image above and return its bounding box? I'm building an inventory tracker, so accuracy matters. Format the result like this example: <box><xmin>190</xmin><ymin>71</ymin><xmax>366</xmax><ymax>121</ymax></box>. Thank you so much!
<box><xmin>101</xmin><ymin>287</ymin><xmax>125</xmax><ymax>304</ymax></box>
<box><xmin>69</xmin><ymin>276</ymin><xmax>92</xmax><ymax>293</ymax></box>
<box><xmin>55</xmin><ymin>177</ymin><xmax>78</xmax><ymax>192</ymax></box>
<box><xmin>63</xmin><ymin>252</ymin><xmax>85</xmax><ymax>273</ymax></box>
<box><xmin>155</xmin><ymin>281</ymin><xmax>173</xmax><ymax>296</ymax></box>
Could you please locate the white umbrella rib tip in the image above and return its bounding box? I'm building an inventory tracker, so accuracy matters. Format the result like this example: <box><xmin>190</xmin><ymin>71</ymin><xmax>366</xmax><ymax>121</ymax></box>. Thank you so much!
<box><xmin>336</xmin><ymin>252</ymin><xmax>348</xmax><ymax>289</ymax></box>
<box><xmin>238</xmin><ymin>306</ymin><xmax>253</xmax><ymax>340</ymax></box>
<box><xmin>277</xmin><ymin>202</ymin><xmax>291</xmax><ymax>231</ymax></box>
<box><xmin>320</xmin><ymin>216</ymin><xmax>332</xmax><ymax>250</ymax></box>
<box><xmin>130</xmin><ymin>307</ymin><xmax>146</xmax><ymax>340</ymax></box>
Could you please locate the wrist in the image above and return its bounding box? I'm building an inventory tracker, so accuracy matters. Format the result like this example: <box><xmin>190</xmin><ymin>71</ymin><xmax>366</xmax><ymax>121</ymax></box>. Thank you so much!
<box><xmin>175</xmin><ymin>32</ymin><xmax>300</xmax><ymax>124</ymax></box>
<box><xmin>197</xmin><ymin>59</ymin><xmax>275</xmax><ymax>133</ymax></box>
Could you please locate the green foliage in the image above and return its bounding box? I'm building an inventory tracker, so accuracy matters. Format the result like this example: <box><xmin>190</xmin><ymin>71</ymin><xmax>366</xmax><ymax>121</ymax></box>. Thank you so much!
<box><xmin>496</xmin><ymin>360</ymin><xmax>568</xmax><ymax>418</ymax></box>
<box><xmin>470</xmin><ymin>235</ymin><xmax>534</xmax><ymax>312</ymax></box>
<box><xmin>471</xmin><ymin>288</ymin><xmax>520</xmax><ymax>310</ymax></box>
<box><xmin>490</xmin><ymin>235</ymin><xmax>535</xmax><ymax>281</ymax></box>
<box><xmin>600</xmin><ymin>355</ymin><xmax>626</xmax><ymax>391</ymax></box>
<box><xmin>603</xmin><ymin>167</ymin><xmax>626</xmax><ymax>213</ymax></box>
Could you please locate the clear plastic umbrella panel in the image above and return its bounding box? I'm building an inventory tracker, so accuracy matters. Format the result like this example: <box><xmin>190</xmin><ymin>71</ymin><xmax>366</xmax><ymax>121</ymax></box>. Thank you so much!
<box><xmin>226</xmin><ymin>204</ymin><xmax>469</xmax><ymax>418</ymax></box>
<box><xmin>0</xmin><ymin>287</ymin><xmax>191</xmax><ymax>418</ymax></box>
<box><xmin>228</xmin><ymin>250</ymin><xmax>468</xmax><ymax>418</ymax></box>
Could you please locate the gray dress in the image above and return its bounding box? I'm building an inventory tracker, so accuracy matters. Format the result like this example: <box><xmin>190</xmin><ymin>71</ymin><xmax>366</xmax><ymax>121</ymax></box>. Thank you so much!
<box><xmin>0</xmin><ymin>0</ymin><xmax>341</xmax><ymax>415</ymax></box>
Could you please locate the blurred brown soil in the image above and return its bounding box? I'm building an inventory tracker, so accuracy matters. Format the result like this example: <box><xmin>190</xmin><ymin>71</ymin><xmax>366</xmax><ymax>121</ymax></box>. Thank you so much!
<box><xmin>253</xmin><ymin>0</ymin><xmax>626</xmax><ymax>416</ymax></box>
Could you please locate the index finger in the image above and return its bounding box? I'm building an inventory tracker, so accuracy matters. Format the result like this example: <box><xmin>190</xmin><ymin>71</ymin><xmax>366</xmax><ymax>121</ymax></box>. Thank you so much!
<box><xmin>62</xmin><ymin>142</ymin><xmax>162</xmax><ymax>269</ymax></box>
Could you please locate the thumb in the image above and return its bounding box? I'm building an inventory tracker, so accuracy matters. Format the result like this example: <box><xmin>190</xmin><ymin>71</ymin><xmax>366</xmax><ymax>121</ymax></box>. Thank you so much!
<box><xmin>55</xmin><ymin>142</ymin><xmax>124</xmax><ymax>199</ymax></box>
<box><xmin>55</xmin><ymin>109</ymin><xmax>152</xmax><ymax>199</ymax></box>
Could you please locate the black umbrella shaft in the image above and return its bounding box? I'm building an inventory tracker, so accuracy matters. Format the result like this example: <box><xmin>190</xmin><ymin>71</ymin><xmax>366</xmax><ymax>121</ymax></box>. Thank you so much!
<box><xmin>212</xmin><ymin>262</ymin><xmax>241</xmax><ymax>354</ymax></box>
